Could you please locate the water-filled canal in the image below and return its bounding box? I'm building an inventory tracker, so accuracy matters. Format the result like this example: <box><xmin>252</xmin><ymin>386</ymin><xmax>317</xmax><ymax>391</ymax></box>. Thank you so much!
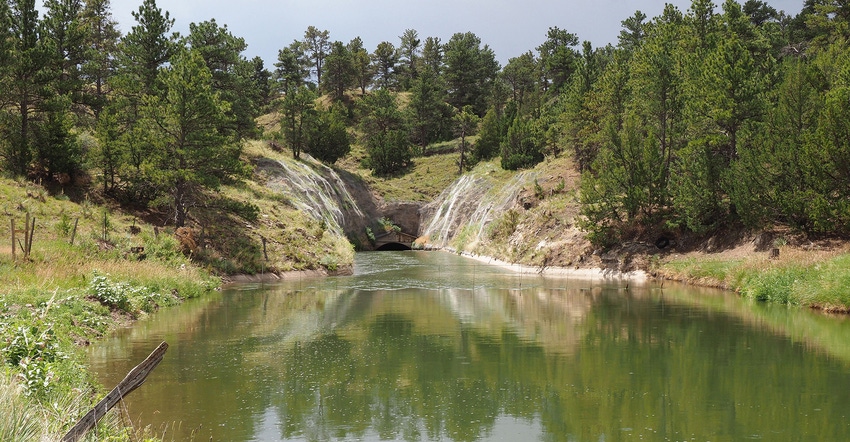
<box><xmin>89</xmin><ymin>251</ymin><xmax>850</xmax><ymax>441</ymax></box>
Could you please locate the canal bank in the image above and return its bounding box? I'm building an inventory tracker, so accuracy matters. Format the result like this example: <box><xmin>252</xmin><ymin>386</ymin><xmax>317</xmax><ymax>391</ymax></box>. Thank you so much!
<box><xmin>89</xmin><ymin>251</ymin><xmax>850</xmax><ymax>442</ymax></box>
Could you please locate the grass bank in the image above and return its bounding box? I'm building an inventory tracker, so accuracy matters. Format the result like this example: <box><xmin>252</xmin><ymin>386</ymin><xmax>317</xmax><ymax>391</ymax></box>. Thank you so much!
<box><xmin>0</xmin><ymin>134</ymin><xmax>360</xmax><ymax>438</ymax></box>
<box><xmin>659</xmin><ymin>245</ymin><xmax>850</xmax><ymax>313</ymax></box>
<box><xmin>336</xmin><ymin>136</ymin><xmax>471</xmax><ymax>203</ymax></box>
<box><xmin>0</xmin><ymin>175</ymin><xmax>240</xmax><ymax>440</ymax></box>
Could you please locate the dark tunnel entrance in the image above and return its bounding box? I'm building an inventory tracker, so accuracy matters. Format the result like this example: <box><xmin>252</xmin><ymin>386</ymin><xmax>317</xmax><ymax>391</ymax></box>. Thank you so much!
<box><xmin>375</xmin><ymin>242</ymin><xmax>413</xmax><ymax>251</ymax></box>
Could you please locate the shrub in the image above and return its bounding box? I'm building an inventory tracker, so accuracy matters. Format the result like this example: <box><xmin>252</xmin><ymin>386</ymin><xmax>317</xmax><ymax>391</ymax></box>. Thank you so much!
<box><xmin>488</xmin><ymin>209</ymin><xmax>521</xmax><ymax>240</ymax></box>
<box><xmin>365</xmin><ymin>129</ymin><xmax>412</xmax><ymax>176</ymax></box>
<box><xmin>1</xmin><ymin>323</ymin><xmax>63</xmax><ymax>396</ymax></box>
<box><xmin>88</xmin><ymin>271</ymin><xmax>166</xmax><ymax>313</ymax></box>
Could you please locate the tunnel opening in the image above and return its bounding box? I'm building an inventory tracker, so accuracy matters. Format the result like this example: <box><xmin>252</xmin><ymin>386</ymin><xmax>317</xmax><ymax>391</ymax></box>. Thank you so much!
<box><xmin>375</xmin><ymin>242</ymin><xmax>413</xmax><ymax>251</ymax></box>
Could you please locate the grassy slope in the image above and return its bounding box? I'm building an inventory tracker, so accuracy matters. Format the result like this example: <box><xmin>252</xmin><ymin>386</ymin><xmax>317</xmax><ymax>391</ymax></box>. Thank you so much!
<box><xmin>336</xmin><ymin>136</ymin><xmax>469</xmax><ymax>203</ymax></box>
<box><xmin>236</xmin><ymin>140</ymin><xmax>354</xmax><ymax>272</ymax></box>
<box><xmin>0</xmin><ymin>138</ymin><xmax>356</xmax><ymax>438</ymax></box>
<box><xmin>0</xmin><ymin>177</ymin><xmax>217</xmax><ymax>440</ymax></box>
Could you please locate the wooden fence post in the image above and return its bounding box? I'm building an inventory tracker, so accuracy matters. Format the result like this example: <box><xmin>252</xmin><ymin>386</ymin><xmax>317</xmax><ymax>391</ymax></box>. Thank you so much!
<box><xmin>70</xmin><ymin>218</ymin><xmax>78</xmax><ymax>245</ymax></box>
<box><xmin>23</xmin><ymin>213</ymin><xmax>30</xmax><ymax>257</ymax></box>
<box><xmin>10</xmin><ymin>218</ymin><xmax>15</xmax><ymax>262</ymax></box>
<box><xmin>61</xmin><ymin>342</ymin><xmax>169</xmax><ymax>442</ymax></box>
<box><xmin>26</xmin><ymin>217</ymin><xmax>35</xmax><ymax>258</ymax></box>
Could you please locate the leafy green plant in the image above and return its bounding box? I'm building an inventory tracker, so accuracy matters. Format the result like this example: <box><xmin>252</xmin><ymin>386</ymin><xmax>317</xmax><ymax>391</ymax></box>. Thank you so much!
<box><xmin>319</xmin><ymin>254</ymin><xmax>339</xmax><ymax>271</ymax></box>
<box><xmin>1</xmin><ymin>323</ymin><xmax>63</xmax><ymax>396</ymax></box>
<box><xmin>378</xmin><ymin>217</ymin><xmax>401</xmax><ymax>233</ymax></box>
<box><xmin>89</xmin><ymin>272</ymin><xmax>132</xmax><ymax>311</ymax></box>
<box><xmin>142</xmin><ymin>231</ymin><xmax>184</xmax><ymax>265</ymax></box>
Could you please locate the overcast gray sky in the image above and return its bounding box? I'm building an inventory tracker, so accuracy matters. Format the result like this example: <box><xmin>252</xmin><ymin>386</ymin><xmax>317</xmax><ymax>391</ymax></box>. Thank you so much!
<box><xmin>106</xmin><ymin>0</ymin><xmax>805</xmax><ymax>67</ymax></box>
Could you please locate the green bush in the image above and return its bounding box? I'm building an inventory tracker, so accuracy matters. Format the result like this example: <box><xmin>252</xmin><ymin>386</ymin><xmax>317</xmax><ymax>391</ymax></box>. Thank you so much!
<box><xmin>88</xmin><ymin>271</ymin><xmax>172</xmax><ymax>313</ymax></box>
<box><xmin>365</xmin><ymin>129</ymin><xmax>412</xmax><ymax>176</ymax></box>
<box><xmin>89</xmin><ymin>272</ymin><xmax>132</xmax><ymax>311</ymax></box>
<box><xmin>1</xmin><ymin>323</ymin><xmax>63</xmax><ymax>396</ymax></box>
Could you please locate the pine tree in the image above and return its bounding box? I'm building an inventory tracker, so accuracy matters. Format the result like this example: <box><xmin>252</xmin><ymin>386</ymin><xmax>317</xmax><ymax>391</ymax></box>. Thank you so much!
<box><xmin>80</xmin><ymin>0</ymin><xmax>120</xmax><ymax>116</ymax></box>
<box><xmin>321</xmin><ymin>41</ymin><xmax>354</xmax><ymax>103</ymax></box>
<box><xmin>407</xmin><ymin>67</ymin><xmax>453</xmax><ymax>152</ymax></box>
<box><xmin>360</xmin><ymin>89</ymin><xmax>411</xmax><ymax>175</ymax></box>
<box><xmin>307</xmin><ymin>104</ymin><xmax>350</xmax><ymax>164</ymax></box>
<box><xmin>274</xmin><ymin>41</ymin><xmax>310</xmax><ymax>94</ymax></box>
<box><xmin>188</xmin><ymin>19</ymin><xmax>258</xmax><ymax>137</ymax></box>
<box><xmin>302</xmin><ymin>26</ymin><xmax>330</xmax><ymax>85</ymax></box>
<box><xmin>372</xmin><ymin>41</ymin><xmax>399</xmax><ymax>90</ymax></box>
<box><xmin>280</xmin><ymin>86</ymin><xmax>317</xmax><ymax>160</ymax></box>
<box><xmin>471</xmin><ymin>108</ymin><xmax>506</xmax><ymax>163</ymax></box>
<box><xmin>139</xmin><ymin>49</ymin><xmax>241</xmax><ymax>227</ymax></box>
<box><xmin>537</xmin><ymin>27</ymin><xmax>579</xmax><ymax>93</ymax></box>
<box><xmin>117</xmin><ymin>0</ymin><xmax>176</xmax><ymax>94</ymax></box>
<box><xmin>420</xmin><ymin>36</ymin><xmax>443</xmax><ymax>75</ymax></box>
<box><xmin>501</xmin><ymin>51</ymin><xmax>539</xmax><ymax>114</ymax></box>
<box><xmin>444</xmin><ymin>32</ymin><xmax>499</xmax><ymax>116</ymax></box>
<box><xmin>347</xmin><ymin>37</ymin><xmax>372</xmax><ymax>95</ymax></box>
<box><xmin>397</xmin><ymin>29</ymin><xmax>421</xmax><ymax>90</ymax></box>
<box><xmin>3</xmin><ymin>0</ymin><xmax>53</xmax><ymax>176</ymax></box>
<box><xmin>454</xmin><ymin>105</ymin><xmax>479</xmax><ymax>174</ymax></box>
<box><xmin>500</xmin><ymin>116</ymin><xmax>543</xmax><ymax>170</ymax></box>
<box><xmin>43</xmin><ymin>0</ymin><xmax>88</xmax><ymax>110</ymax></box>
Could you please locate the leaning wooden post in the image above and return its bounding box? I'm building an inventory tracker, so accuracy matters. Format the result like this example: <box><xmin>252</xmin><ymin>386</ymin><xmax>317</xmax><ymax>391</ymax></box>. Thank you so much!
<box><xmin>61</xmin><ymin>342</ymin><xmax>169</xmax><ymax>442</ymax></box>
<box><xmin>26</xmin><ymin>217</ymin><xmax>35</xmax><ymax>258</ymax></box>
<box><xmin>70</xmin><ymin>218</ymin><xmax>78</xmax><ymax>245</ymax></box>
<box><xmin>10</xmin><ymin>218</ymin><xmax>15</xmax><ymax>262</ymax></box>
<box><xmin>262</xmin><ymin>236</ymin><xmax>269</xmax><ymax>261</ymax></box>
<box><xmin>23</xmin><ymin>213</ymin><xmax>30</xmax><ymax>257</ymax></box>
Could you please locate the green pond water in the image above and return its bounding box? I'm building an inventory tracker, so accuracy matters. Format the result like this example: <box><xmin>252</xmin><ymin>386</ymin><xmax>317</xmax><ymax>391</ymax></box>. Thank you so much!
<box><xmin>88</xmin><ymin>251</ymin><xmax>850</xmax><ymax>441</ymax></box>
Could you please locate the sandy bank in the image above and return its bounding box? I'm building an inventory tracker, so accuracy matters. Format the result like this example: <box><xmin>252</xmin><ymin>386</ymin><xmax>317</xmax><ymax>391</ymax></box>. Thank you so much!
<box><xmin>443</xmin><ymin>248</ymin><xmax>651</xmax><ymax>283</ymax></box>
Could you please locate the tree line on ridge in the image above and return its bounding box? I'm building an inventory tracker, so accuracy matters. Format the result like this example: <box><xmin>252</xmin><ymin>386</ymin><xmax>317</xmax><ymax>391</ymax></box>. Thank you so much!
<box><xmin>1</xmin><ymin>0</ymin><xmax>848</xmax><ymax>243</ymax></box>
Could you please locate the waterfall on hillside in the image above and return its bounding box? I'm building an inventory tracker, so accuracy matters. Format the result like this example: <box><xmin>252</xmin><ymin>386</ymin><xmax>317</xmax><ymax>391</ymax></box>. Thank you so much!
<box><xmin>260</xmin><ymin>155</ymin><xmax>363</xmax><ymax>236</ymax></box>
<box><xmin>420</xmin><ymin>167</ymin><xmax>537</xmax><ymax>248</ymax></box>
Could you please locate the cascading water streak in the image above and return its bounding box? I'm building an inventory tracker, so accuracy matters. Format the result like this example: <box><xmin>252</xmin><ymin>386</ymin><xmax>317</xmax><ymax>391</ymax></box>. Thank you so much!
<box><xmin>259</xmin><ymin>154</ymin><xmax>364</xmax><ymax>236</ymax></box>
<box><xmin>420</xmin><ymin>166</ymin><xmax>537</xmax><ymax>248</ymax></box>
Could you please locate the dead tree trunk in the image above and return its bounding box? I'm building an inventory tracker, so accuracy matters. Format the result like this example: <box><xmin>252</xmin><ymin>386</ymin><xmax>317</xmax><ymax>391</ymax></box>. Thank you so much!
<box><xmin>61</xmin><ymin>342</ymin><xmax>169</xmax><ymax>442</ymax></box>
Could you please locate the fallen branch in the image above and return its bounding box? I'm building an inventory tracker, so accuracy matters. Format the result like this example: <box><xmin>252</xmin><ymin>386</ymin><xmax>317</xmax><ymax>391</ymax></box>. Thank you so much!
<box><xmin>62</xmin><ymin>341</ymin><xmax>169</xmax><ymax>442</ymax></box>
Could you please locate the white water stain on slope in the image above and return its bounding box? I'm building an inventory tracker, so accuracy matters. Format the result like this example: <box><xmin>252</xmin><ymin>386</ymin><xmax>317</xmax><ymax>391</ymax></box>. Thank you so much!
<box><xmin>256</xmin><ymin>154</ymin><xmax>364</xmax><ymax>236</ymax></box>
<box><xmin>420</xmin><ymin>164</ymin><xmax>537</xmax><ymax>248</ymax></box>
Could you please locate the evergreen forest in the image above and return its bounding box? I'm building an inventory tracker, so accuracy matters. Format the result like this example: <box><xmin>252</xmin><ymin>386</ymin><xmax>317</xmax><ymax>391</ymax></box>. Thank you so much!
<box><xmin>2</xmin><ymin>0</ymin><xmax>850</xmax><ymax>247</ymax></box>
